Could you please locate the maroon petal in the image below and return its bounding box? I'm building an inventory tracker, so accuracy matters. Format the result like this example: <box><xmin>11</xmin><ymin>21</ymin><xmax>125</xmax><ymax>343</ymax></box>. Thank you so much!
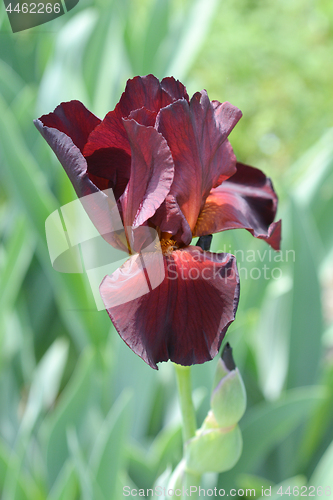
<box><xmin>83</xmin><ymin>108</ymin><xmax>131</xmax><ymax>158</ymax></box>
<box><xmin>128</xmin><ymin>107</ymin><xmax>157</xmax><ymax>127</ymax></box>
<box><xmin>99</xmin><ymin>247</ymin><xmax>240</xmax><ymax>369</ymax></box>
<box><xmin>120</xmin><ymin>119</ymin><xmax>175</xmax><ymax>229</ymax></box>
<box><xmin>194</xmin><ymin>162</ymin><xmax>282</xmax><ymax>250</ymax></box>
<box><xmin>156</xmin><ymin>92</ymin><xmax>242</xmax><ymax>231</ymax></box>
<box><xmin>83</xmin><ymin>75</ymin><xmax>189</xmax><ymax>159</ymax></box>
<box><xmin>117</xmin><ymin>75</ymin><xmax>189</xmax><ymax>116</ymax></box>
<box><xmin>34</xmin><ymin>119</ymin><xmax>127</xmax><ymax>252</ymax></box>
<box><xmin>38</xmin><ymin>100</ymin><xmax>101</xmax><ymax>153</ymax></box>
<box><xmin>160</xmin><ymin>76</ymin><xmax>190</xmax><ymax>102</ymax></box>
<box><xmin>150</xmin><ymin>194</ymin><xmax>192</xmax><ymax>246</ymax></box>
<box><xmin>85</xmin><ymin>148</ymin><xmax>131</xmax><ymax>201</ymax></box>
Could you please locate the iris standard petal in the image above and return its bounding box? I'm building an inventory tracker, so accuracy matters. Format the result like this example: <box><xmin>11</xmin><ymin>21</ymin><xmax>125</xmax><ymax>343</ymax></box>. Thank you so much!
<box><xmin>128</xmin><ymin>107</ymin><xmax>157</xmax><ymax>127</ymax></box>
<box><xmin>83</xmin><ymin>75</ymin><xmax>188</xmax><ymax>158</ymax></box>
<box><xmin>156</xmin><ymin>92</ymin><xmax>242</xmax><ymax>231</ymax></box>
<box><xmin>38</xmin><ymin>100</ymin><xmax>101</xmax><ymax>152</ymax></box>
<box><xmin>194</xmin><ymin>162</ymin><xmax>282</xmax><ymax>250</ymax></box>
<box><xmin>99</xmin><ymin>247</ymin><xmax>240</xmax><ymax>369</ymax></box>
<box><xmin>117</xmin><ymin>74</ymin><xmax>189</xmax><ymax>116</ymax></box>
<box><xmin>120</xmin><ymin>119</ymin><xmax>175</xmax><ymax>229</ymax></box>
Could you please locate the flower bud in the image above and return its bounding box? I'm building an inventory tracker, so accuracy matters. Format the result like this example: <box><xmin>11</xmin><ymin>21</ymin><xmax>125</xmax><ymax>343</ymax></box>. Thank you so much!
<box><xmin>185</xmin><ymin>422</ymin><xmax>242</xmax><ymax>474</ymax></box>
<box><xmin>211</xmin><ymin>344</ymin><xmax>246</xmax><ymax>429</ymax></box>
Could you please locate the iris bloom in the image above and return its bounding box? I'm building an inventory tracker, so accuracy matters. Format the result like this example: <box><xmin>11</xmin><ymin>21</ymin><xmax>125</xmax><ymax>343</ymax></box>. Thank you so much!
<box><xmin>35</xmin><ymin>75</ymin><xmax>281</xmax><ymax>369</ymax></box>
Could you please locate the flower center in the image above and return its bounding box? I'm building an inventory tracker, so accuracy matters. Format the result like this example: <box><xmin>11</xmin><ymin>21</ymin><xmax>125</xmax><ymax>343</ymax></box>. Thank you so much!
<box><xmin>159</xmin><ymin>238</ymin><xmax>178</xmax><ymax>255</ymax></box>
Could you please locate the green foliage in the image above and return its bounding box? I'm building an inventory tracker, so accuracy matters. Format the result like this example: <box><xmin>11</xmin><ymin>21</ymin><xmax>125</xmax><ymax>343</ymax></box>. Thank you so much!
<box><xmin>0</xmin><ymin>0</ymin><xmax>332</xmax><ymax>496</ymax></box>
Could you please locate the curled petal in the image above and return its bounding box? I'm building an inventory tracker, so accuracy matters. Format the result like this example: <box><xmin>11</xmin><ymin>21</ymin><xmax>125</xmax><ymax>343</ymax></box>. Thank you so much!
<box><xmin>38</xmin><ymin>100</ymin><xmax>100</xmax><ymax>152</ymax></box>
<box><xmin>120</xmin><ymin>119</ymin><xmax>175</xmax><ymax>229</ymax></box>
<box><xmin>34</xmin><ymin>120</ymin><xmax>127</xmax><ymax>251</ymax></box>
<box><xmin>37</xmin><ymin>101</ymin><xmax>130</xmax><ymax>200</ymax></box>
<box><xmin>100</xmin><ymin>247</ymin><xmax>240</xmax><ymax>369</ymax></box>
<box><xmin>128</xmin><ymin>107</ymin><xmax>157</xmax><ymax>127</ymax></box>
<box><xmin>35</xmin><ymin>119</ymin><xmax>100</xmax><ymax>199</ymax></box>
<box><xmin>156</xmin><ymin>92</ymin><xmax>241</xmax><ymax>230</ymax></box>
<box><xmin>194</xmin><ymin>162</ymin><xmax>282</xmax><ymax>250</ymax></box>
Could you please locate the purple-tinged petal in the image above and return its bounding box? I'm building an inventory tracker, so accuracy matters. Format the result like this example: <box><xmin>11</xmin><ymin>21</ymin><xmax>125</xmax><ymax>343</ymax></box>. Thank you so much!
<box><xmin>34</xmin><ymin>119</ymin><xmax>127</xmax><ymax>252</ymax></box>
<box><xmin>83</xmin><ymin>75</ymin><xmax>189</xmax><ymax>159</ymax></box>
<box><xmin>83</xmin><ymin>109</ymin><xmax>131</xmax><ymax>158</ymax></box>
<box><xmin>156</xmin><ymin>92</ymin><xmax>241</xmax><ymax>230</ymax></box>
<box><xmin>100</xmin><ymin>247</ymin><xmax>240</xmax><ymax>369</ymax></box>
<box><xmin>120</xmin><ymin>119</ymin><xmax>175</xmax><ymax>229</ymax></box>
<box><xmin>39</xmin><ymin>100</ymin><xmax>101</xmax><ymax>153</ymax></box>
<box><xmin>85</xmin><ymin>148</ymin><xmax>131</xmax><ymax>201</ymax></box>
<box><xmin>117</xmin><ymin>74</ymin><xmax>188</xmax><ymax>116</ymax></box>
<box><xmin>194</xmin><ymin>162</ymin><xmax>282</xmax><ymax>250</ymax></box>
<box><xmin>160</xmin><ymin>76</ymin><xmax>190</xmax><ymax>102</ymax></box>
<box><xmin>150</xmin><ymin>194</ymin><xmax>192</xmax><ymax>246</ymax></box>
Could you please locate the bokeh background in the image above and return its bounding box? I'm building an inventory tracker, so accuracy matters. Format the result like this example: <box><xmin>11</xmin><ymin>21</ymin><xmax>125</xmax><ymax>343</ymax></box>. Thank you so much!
<box><xmin>1</xmin><ymin>0</ymin><xmax>333</xmax><ymax>498</ymax></box>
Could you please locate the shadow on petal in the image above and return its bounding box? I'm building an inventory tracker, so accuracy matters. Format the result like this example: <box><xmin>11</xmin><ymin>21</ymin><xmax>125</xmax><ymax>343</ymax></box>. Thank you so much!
<box><xmin>100</xmin><ymin>247</ymin><xmax>240</xmax><ymax>369</ymax></box>
<box><xmin>194</xmin><ymin>162</ymin><xmax>282</xmax><ymax>250</ymax></box>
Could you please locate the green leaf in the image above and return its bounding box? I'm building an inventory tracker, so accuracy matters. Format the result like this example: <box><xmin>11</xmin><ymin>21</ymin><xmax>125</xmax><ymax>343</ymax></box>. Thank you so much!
<box><xmin>112</xmin><ymin>339</ymin><xmax>157</xmax><ymax>440</ymax></box>
<box><xmin>0</xmin><ymin>438</ymin><xmax>10</xmax><ymax>493</ymax></box>
<box><xmin>0</xmin><ymin>94</ymin><xmax>58</xmax><ymax>242</ymax></box>
<box><xmin>83</xmin><ymin>3</ymin><xmax>130</xmax><ymax>116</ymax></box>
<box><xmin>141</xmin><ymin>0</ymin><xmax>170</xmax><ymax>76</ymax></box>
<box><xmin>256</xmin><ymin>475</ymin><xmax>306</xmax><ymax>500</ymax></box>
<box><xmin>290</xmin><ymin>128</ymin><xmax>333</xmax><ymax>256</ymax></box>
<box><xmin>240</xmin><ymin>386</ymin><xmax>327</xmax><ymax>471</ymax></box>
<box><xmin>296</xmin><ymin>360</ymin><xmax>333</xmax><ymax>470</ymax></box>
<box><xmin>285</xmin><ymin>198</ymin><xmax>323</xmax><ymax>389</ymax></box>
<box><xmin>90</xmin><ymin>390</ymin><xmax>132</xmax><ymax>500</ymax></box>
<box><xmin>0</xmin><ymin>93</ymin><xmax>108</xmax><ymax>348</ymax></box>
<box><xmin>126</xmin><ymin>442</ymin><xmax>157</xmax><ymax>491</ymax></box>
<box><xmin>310</xmin><ymin>440</ymin><xmax>333</xmax><ymax>496</ymax></box>
<box><xmin>48</xmin><ymin>459</ymin><xmax>79</xmax><ymax>500</ymax></box>
<box><xmin>21</xmin><ymin>338</ymin><xmax>69</xmax><ymax>433</ymax></box>
<box><xmin>217</xmin><ymin>387</ymin><xmax>326</xmax><ymax>491</ymax></box>
<box><xmin>165</xmin><ymin>0</ymin><xmax>220</xmax><ymax>80</ymax></box>
<box><xmin>36</xmin><ymin>10</ymin><xmax>97</xmax><ymax>114</ymax></box>
<box><xmin>253</xmin><ymin>275</ymin><xmax>292</xmax><ymax>400</ymax></box>
<box><xmin>237</xmin><ymin>473</ymin><xmax>274</xmax><ymax>495</ymax></box>
<box><xmin>0</xmin><ymin>215</ymin><xmax>35</xmax><ymax>317</ymax></box>
<box><xmin>0</xmin><ymin>59</ymin><xmax>24</xmax><ymax>104</ymax></box>
<box><xmin>67</xmin><ymin>427</ymin><xmax>94</xmax><ymax>500</ymax></box>
<box><xmin>43</xmin><ymin>348</ymin><xmax>95</xmax><ymax>486</ymax></box>
<box><xmin>0</xmin><ymin>437</ymin><xmax>45</xmax><ymax>500</ymax></box>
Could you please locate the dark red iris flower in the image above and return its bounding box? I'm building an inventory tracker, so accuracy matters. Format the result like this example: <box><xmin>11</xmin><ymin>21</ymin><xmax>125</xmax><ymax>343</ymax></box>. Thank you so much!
<box><xmin>35</xmin><ymin>75</ymin><xmax>281</xmax><ymax>369</ymax></box>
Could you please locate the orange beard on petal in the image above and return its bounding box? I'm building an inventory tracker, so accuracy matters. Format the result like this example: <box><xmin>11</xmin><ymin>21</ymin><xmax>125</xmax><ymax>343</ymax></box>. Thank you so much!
<box><xmin>158</xmin><ymin>232</ymin><xmax>178</xmax><ymax>254</ymax></box>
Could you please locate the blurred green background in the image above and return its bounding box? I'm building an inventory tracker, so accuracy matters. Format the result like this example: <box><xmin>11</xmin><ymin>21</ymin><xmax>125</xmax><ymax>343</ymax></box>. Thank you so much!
<box><xmin>0</xmin><ymin>0</ymin><xmax>333</xmax><ymax>498</ymax></box>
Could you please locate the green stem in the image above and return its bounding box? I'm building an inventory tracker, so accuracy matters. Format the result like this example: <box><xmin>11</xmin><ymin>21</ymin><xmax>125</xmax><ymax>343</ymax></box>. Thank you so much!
<box><xmin>174</xmin><ymin>364</ymin><xmax>197</xmax><ymax>442</ymax></box>
<box><xmin>174</xmin><ymin>364</ymin><xmax>201</xmax><ymax>498</ymax></box>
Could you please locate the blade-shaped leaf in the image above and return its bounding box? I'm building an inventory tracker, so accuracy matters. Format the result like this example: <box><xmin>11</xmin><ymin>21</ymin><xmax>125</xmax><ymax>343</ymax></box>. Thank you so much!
<box><xmin>43</xmin><ymin>348</ymin><xmax>95</xmax><ymax>486</ymax></box>
<box><xmin>90</xmin><ymin>390</ymin><xmax>132</xmax><ymax>500</ymax></box>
